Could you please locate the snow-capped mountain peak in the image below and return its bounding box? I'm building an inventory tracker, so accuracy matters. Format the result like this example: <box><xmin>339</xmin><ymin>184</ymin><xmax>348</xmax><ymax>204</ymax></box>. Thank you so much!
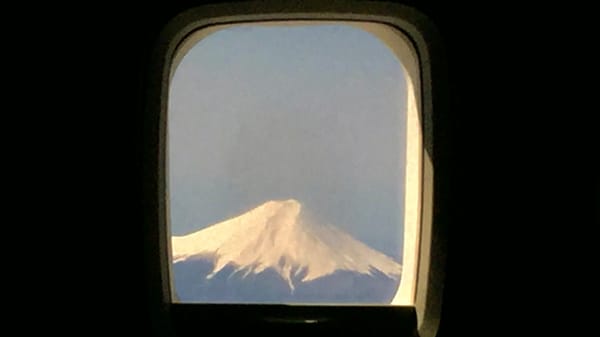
<box><xmin>172</xmin><ymin>199</ymin><xmax>401</xmax><ymax>291</ymax></box>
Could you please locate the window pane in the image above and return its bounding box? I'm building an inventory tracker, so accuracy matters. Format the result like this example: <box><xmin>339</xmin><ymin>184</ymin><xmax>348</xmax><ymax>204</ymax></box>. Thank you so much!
<box><xmin>168</xmin><ymin>22</ymin><xmax>415</xmax><ymax>304</ymax></box>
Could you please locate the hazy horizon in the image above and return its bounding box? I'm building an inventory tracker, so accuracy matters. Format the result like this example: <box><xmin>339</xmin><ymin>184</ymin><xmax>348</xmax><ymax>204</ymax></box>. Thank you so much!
<box><xmin>168</xmin><ymin>23</ymin><xmax>408</xmax><ymax>260</ymax></box>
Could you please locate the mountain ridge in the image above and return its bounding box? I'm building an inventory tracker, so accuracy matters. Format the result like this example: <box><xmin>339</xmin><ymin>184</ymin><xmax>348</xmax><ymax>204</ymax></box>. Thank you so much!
<box><xmin>172</xmin><ymin>199</ymin><xmax>401</xmax><ymax>291</ymax></box>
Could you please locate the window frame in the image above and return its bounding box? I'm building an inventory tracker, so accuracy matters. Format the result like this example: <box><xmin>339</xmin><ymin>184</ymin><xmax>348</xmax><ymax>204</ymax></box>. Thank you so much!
<box><xmin>143</xmin><ymin>1</ymin><xmax>445</xmax><ymax>336</ymax></box>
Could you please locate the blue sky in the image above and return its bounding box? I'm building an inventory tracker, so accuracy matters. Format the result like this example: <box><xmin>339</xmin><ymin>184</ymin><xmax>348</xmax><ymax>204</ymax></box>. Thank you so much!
<box><xmin>168</xmin><ymin>23</ymin><xmax>407</xmax><ymax>259</ymax></box>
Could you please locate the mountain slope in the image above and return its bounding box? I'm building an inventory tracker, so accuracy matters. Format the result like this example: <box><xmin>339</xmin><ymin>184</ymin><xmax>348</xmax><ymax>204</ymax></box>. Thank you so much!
<box><xmin>172</xmin><ymin>199</ymin><xmax>401</xmax><ymax>292</ymax></box>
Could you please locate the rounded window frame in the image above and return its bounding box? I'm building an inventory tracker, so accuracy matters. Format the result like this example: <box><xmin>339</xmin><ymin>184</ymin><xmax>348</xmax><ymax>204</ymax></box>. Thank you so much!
<box><xmin>145</xmin><ymin>2</ymin><xmax>443</xmax><ymax>336</ymax></box>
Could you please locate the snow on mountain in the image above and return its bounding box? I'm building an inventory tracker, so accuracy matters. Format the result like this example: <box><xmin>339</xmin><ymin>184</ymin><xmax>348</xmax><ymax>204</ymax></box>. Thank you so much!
<box><xmin>172</xmin><ymin>199</ymin><xmax>401</xmax><ymax>291</ymax></box>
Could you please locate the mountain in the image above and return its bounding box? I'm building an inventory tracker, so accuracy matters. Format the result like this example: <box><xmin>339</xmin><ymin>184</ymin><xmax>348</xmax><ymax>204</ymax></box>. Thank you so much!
<box><xmin>172</xmin><ymin>199</ymin><xmax>402</xmax><ymax>303</ymax></box>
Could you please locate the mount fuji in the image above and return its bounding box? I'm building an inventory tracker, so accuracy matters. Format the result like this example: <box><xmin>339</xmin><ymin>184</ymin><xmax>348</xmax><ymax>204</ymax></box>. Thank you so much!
<box><xmin>172</xmin><ymin>199</ymin><xmax>402</xmax><ymax>304</ymax></box>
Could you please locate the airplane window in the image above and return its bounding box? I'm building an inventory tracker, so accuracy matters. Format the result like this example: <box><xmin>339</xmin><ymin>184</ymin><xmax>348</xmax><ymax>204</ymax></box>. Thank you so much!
<box><xmin>167</xmin><ymin>21</ymin><xmax>422</xmax><ymax>305</ymax></box>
